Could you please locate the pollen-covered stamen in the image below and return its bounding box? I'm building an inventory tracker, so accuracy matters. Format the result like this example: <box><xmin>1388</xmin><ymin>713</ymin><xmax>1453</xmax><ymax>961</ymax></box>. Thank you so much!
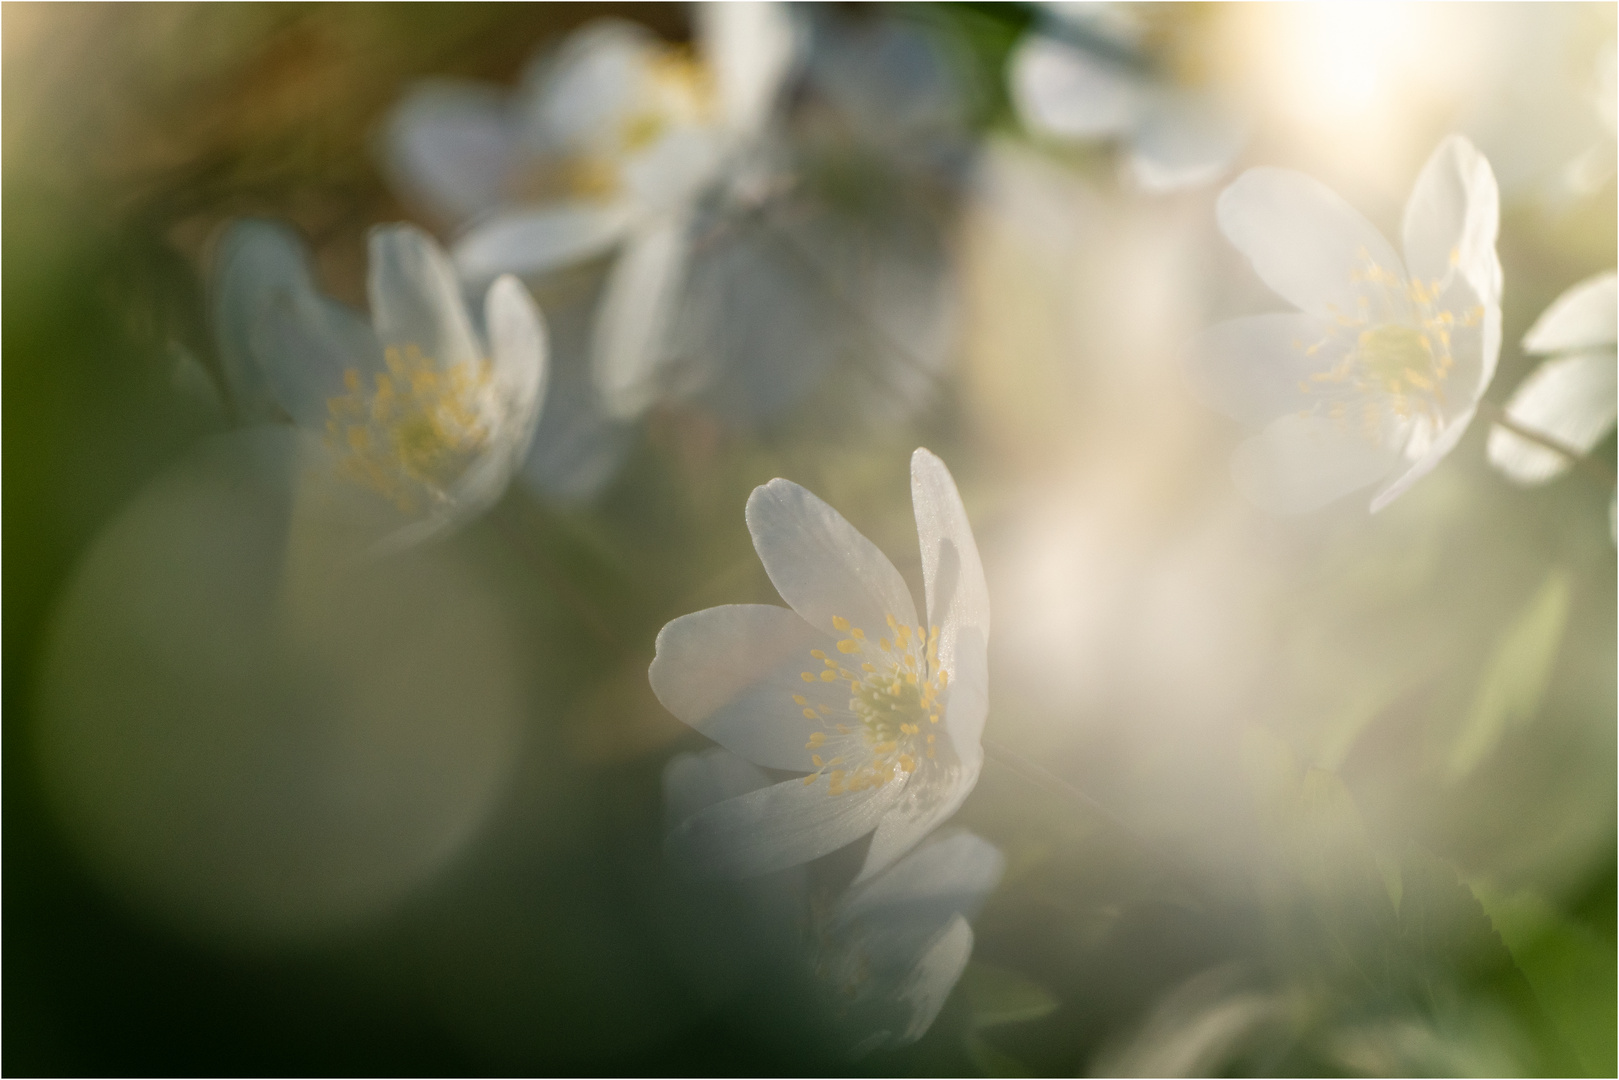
<box><xmin>792</xmin><ymin>614</ymin><xmax>949</xmax><ymax>796</ymax></box>
<box><xmin>325</xmin><ymin>344</ymin><xmax>493</xmax><ymax>513</ymax></box>
<box><xmin>1292</xmin><ymin>248</ymin><xmax>1486</xmax><ymax>445</ymax></box>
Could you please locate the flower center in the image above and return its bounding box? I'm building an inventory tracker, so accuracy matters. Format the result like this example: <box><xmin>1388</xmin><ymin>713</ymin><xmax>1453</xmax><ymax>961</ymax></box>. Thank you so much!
<box><xmin>793</xmin><ymin>614</ymin><xmax>948</xmax><ymax>796</ymax></box>
<box><xmin>324</xmin><ymin>344</ymin><xmax>492</xmax><ymax>513</ymax></box>
<box><xmin>1293</xmin><ymin>247</ymin><xmax>1485</xmax><ymax>443</ymax></box>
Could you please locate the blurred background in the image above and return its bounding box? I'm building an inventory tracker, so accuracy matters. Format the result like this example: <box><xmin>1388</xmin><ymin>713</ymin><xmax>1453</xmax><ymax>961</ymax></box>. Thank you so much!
<box><xmin>5</xmin><ymin>2</ymin><xmax>1614</xmax><ymax>1074</ymax></box>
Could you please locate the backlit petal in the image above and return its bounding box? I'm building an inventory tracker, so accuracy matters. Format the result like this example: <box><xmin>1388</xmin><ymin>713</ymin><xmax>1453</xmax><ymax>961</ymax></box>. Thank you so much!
<box><xmin>1010</xmin><ymin>34</ymin><xmax>1142</xmax><ymax>140</ymax></box>
<box><xmin>1401</xmin><ymin>134</ymin><xmax>1501</xmax><ymax>306</ymax></box>
<box><xmin>1488</xmin><ymin>351</ymin><xmax>1619</xmax><ymax>484</ymax></box>
<box><xmin>367</xmin><ymin>223</ymin><xmax>482</xmax><ymax>369</ymax></box>
<box><xmin>745</xmin><ymin>478</ymin><xmax>920</xmax><ymax>640</ymax></box>
<box><xmin>650</xmin><ymin>604</ymin><xmax>832</xmax><ymax>773</ymax></box>
<box><xmin>666</xmin><ymin>772</ymin><xmax>905</xmax><ymax>877</ymax></box>
<box><xmin>453</xmin><ymin>202</ymin><xmax>636</xmax><ymax>286</ymax></box>
<box><xmin>1185</xmin><ymin>314</ymin><xmax>1351</xmax><ymax>425</ymax></box>
<box><xmin>384</xmin><ymin>80</ymin><xmax>513</xmax><ymax>225</ymax></box>
<box><xmin>592</xmin><ymin>212</ymin><xmax>692</xmax><ymax>419</ymax></box>
<box><xmin>1217</xmin><ymin>167</ymin><xmax>1405</xmax><ymax>321</ymax></box>
<box><xmin>1230</xmin><ymin>413</ymin><xmax>1402</xmax><ymax>516</ymax></box>
<box><xmin>1523</xmin><ymin>271</ymin><xmax>1618</xmax><ymax>354</ymax></box>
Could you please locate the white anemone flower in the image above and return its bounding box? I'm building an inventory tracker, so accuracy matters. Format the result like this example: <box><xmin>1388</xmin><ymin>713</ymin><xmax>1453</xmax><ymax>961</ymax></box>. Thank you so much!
<box><xmin>664</xmin><ymin>746</ymin><xmax>1004</xmax><ymax>1054</ymax></box>
<box><xmin>653</xmin><ymin>449</ymin><xmax>989</xmax><ymax>882</ymax></box>
<box><xmin>385</xmin><ymin>7</ymin><xmax>796</xmax><ymax>421</ymax></box>
<box><xmin>1187</xmin><ymin>135</ymin><xmax>1503</xmax><ymax>514</ymax></box>
<box><xmin>1487</xmin><ymin>271</ymin><xmax>1618</xmax><ymax>485</ymax></box>
<box><xmin>1009</xmin><ymin>4</ymin><xmax>1245</xmax><ymax>192</ymax></box>
<box><xmin>212</xmin><ymin>219</ymin><xmax>547</xmax><ymax>550</ymax></box>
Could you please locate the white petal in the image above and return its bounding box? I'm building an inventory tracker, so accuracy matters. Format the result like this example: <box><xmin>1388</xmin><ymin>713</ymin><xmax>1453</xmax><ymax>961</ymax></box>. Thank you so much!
<box><xmin>1523</xmin><ymin>271</ymin><xmax>1618</xmax><ymax>354</ymax></box>
<box><xmin>366</xmin><ymin>223</ymin><xmax>481</xmax><ymax>368</ymax></box>
<box><xmin>1230</xmin><ymin>413</ymin><xmax>1402</xmax><ymax>515</ymax></box>
<box><xmin>447</xmin><ymin>275</ymin><xmax>549</xmax><ymax>510</ymax></box>
<box><xmin>1129</xmin><ymin>91</ymin><xmax>1245</xmax><ymax>192</ymax></box>
<box><xmin>1216</xmin><ymin>167</ymin><xmax>1405</xmax><ymax>321</ymax></box>
<box><xmin>519</xmin><ymin>369</ymin><xmax>636</xmax><ymax>499</ymax></box>
<box><xmin>839</xmin><ymin>830</ymin><xmax>1003</xmax><ymax>933</ymax></box>
<box><xmin>650</xmin><ymin>604</ymin><xmax>833</xmax><ymax>773</ymax></box>
<box><xmin>1185</xmin><ymin>314</ymin><xmax>1351</xmax><ymax>424</ymax></box>
<box><xmin>619</xmin><ymin>126</ymin><xmax>725</xmax><ymax>214</ymax></box>
<box><xmin>697</xmin><ymin>0</ymin><xmax>797</xmax><ymax>138</ymax></box>
<box><xmin>592</xmin><ymin>213</ymin><xmax>692</xmax><ymax>419</ymax></box>
<box><xmin>662</xmin><ymin>747</ymin><xmax>771</xmax><ymax>826</ymax></box>
<box><xmin>666</xmin><ymin>772</ymin><xmax>905</xmax><ymax>877</ymax></box>
<box><xmin>744</xmin><ymin>478</ymin><xmax>920</xmax><ymax>641</ymax></box>
<box><xmin>1401</xmin><ymin>134</ymin><xmax>1501</xmax><ymax>306</ymax></box>
<box><xmin>1369</xmin><ymin>407</ymin><xmax>1477</xmax><ymax>513</ymax></box>
<box><xmin>453</xmin><ymin>201</ymin><xmax>635</xmax><ymax>286</ymax></box>
<box><xmin>890</xmin><ymin>916</ymin><xmax>975</xmax><ymax>1046</ymax></box>
<box><xmin>211</xmin><ymin>218</ymin><xmax>382</xmax><ymax>427</ymax></box>
<box><xmin>856</xmin><ymin>754</ymin><xmax>982</xmax><ymax>883</ymax></box>
<box><xmin>910</xmin><ymin>448</ymin><xmax>989</xmax><ymax>697</ymax></box>
<box><xmin>1010</xmin><ymin>34</ymin><xmax>1142</xmax><ymax>140</ymax></box>
<box><xmin>1488</xmin><ymin>351</ymin><xmax>1619</xmax><ymax>484</ymax></box>
<box><xmin>383</xmin><ymin>80</ymin><xmax>513</xmax><ymax>225</ymax></box>
<box><xmin>515</xmin><ymin>19</ymin><xmax>654</xmax><ymax>152</ymax></box>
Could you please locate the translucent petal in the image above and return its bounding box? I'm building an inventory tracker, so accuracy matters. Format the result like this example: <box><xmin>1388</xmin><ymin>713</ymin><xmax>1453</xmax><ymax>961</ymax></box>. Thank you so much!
<box><xmin>1401</xmin><ymin>134</ymin><xmax>1501</xmax><ymax>306</ymax></box>
<box><xmin>1130</xmin><ymin>91</ymin><xmax>1245</xmax><ymax>193</ymax></box>
<box><xmin>1523</xmin><ymin>271</ymin><xmax>1618</xmax><ymax>354</ymax></box>
<box><xmin>665</xmin><ymin>771</ymin><xmax>904</xmax><ymax>877</ymax></box>
<box><xmin>444</xmin><ymin>275</ymin><xmax>548</xmax><ymax>514</ymax></box>
<box><xmin>910</xmin><ymin>448</ymin><xmax>989</xmax><ymax>704</ymax></box>
<box><xmin>1230</xmin><ymin>413</ymin><xmax>1402</xmax><ymax>515</ymax></box>
<box><xmin>697</xmin><ymin>0</ymin><xmax>797</xmax><ymax>138</ymax></box>
<box><xmin>1010</xmin><ymin>34</ymin><xmax>1142</xmax><ymax>139</ymax></box>
<box><xmin>744</xmin><ymin>478</ymin><xmax>920</xmax><ymax>641</ymax></box>
<box><xmin>650</xmin><ymin>604</ymin><xmax>832</xmax><ymax>773</ymax></box>
<box><xmin>211</xmin><ymin>218</ymin><xmax>382</xmax><ymax>427</ymax></box>
<box><xmin>841</xmin><ymin>830</ymin><xmax>1003</xmax><ymax>934</ymax></box>
<box><xmin>1488</xmin><ymin>351</ymin><xmax>1619</xmax><ymax>484</ymax></box>
<box><xmin>888</xmin><ymin>917</ymin><xmax>974</xmax><ymax>1047</ymax></box>
<box><xmin>619</xmin><ymin>126</ymin><xmax>725</xmax><ymax>215</ymax></box>
<box><xmin>662</xmin><ymin>747</ymin><xmax>771</xmax><ymax>827</ymax></box>
<box><xmin>515</xmin><ymin>19</ymin><xmax>653</xmax><ymax>152</ymax></box>
<box><xmin>856</xmin><ymin>752</ymin><xmax>982</xmax><ymax>883</ymax></box>
<box><xmin>366</xmin><ymin>223</ymin><xmax>482</xmax><ymax>369</ymax></box>
<box><xmin>1185</xmin><ymin>314</ymin><xmax>1352</xmax><ymax>425</ymax></box>
<box><xmin>1370</xmin><ymin>407</ymin><xmax>1477</xmax><ymax>513</ymax></box>
<box><xmin>1216</xmin><ymin>167</ymin><xmax>1405</xmax><ymax>321</ymax></box>
<box><xmin>452</xmin><ymin>202</ymin><xmax>636</xmax><ymax>286</ymax></box>
<box><xmin>383</xmin><ymin>80</ymin><xmax>513</xmax><ymax>225</ymax></box>
<box><xmin>592</xmin><ymin>212</ymin><xmax>692</xmax><ymax>419</ymax></box>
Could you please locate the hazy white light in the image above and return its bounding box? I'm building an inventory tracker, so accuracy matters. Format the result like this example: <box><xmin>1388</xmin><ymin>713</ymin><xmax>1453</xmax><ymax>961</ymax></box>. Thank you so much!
<box><xmin>38</xmin><ymin>429</ymin><xmax>526</xmax><ymax>947</ymax></box>
<box><xmin>1277</xmin><ymin>2</ymin><xmax>1409</xmax><ymax>121</ymax></box>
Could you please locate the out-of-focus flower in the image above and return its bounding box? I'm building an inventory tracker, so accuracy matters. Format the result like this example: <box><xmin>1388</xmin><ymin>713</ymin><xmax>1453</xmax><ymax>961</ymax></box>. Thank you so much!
<box><xmin>1487</xmin><ymin>271</ymin><xmax>1617</xmax><ymax>485</ymax></box>
<box><xmin>386</xmin><ymin>7</ymin><xmax>796</xmax><ymax>420</ymax></box>
<box><xmin>212</xmin><ymin>219</ymin><xmax>547</xmax><ymax>550</ymax></box>
<box><xmin>664</xmin><ymin>746</ymin><xmax>1004</xmax><ymax>1054</ymax></box>
<box><xmin>653</xmin><ymin>448</ymin><xmax>989</xmax><ymax>882</ymax></box>
<box><xmin>1188</xmin><ymin>135</ymin><xmax>1502</xmax><ymax>514</ymax></box>
<box><xmin>1009</xmin><ymin>3</ymin><xmax>1244</xmax><ymax>192</ymax></box>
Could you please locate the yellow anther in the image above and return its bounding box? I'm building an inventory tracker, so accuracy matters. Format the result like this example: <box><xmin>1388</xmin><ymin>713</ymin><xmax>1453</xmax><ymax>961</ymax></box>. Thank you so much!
<box><xmin>803</xmin><ymin>773</ymin><xmax>818</xmax><ymax>786</ymax></box>
<box><xmin>898</xmin><ymin>754</ymin><xmax>916</xmax><ymax>773</ymax></box>
<box><xmin>806</xmin><ymin>731</ymin><xmax>826</xmax><ymax>749</ymax></box>
<box><xmin>837</xmin><ymin>639</ymin><xmax>861</xmax><ymax>654</ymax></box>
<box><xmin>886</xmin><ymin>614</ymin><xmax>898</xmax><ymax>630</ymax></box>
<box><xmin>820</xmin><ymin>670</ymin><xmax>838</xmax><ymax>682</ymax></box>
<box><xmin>793</xmin><ymin>694</ymin><xmax>808</xmax><ymax>706</ymax></box>
<box><xmin>851</xmin><ymin>628</ymin><xmax>865</xmax><ymax>640</ymax></box>
<box><xmin>879</xmin><ymin>639</ymin><xmax>891</xmax><ymax>652</ymax></box>
<box><xmin>803</xmin><ymin>708</ymin><xmax>818</xmax><ymax>720</ymax></box>
<box><xmin>811</xmin><ymin>649</ymin><xmax>827</xmax><ymax>660</ymax></box>
<box><xmin>824</xmin><ymin>658</ymin><xmax>838</xmax><ymax>668</ymax></box>
<box><xmin>832</xmin><ymin>616</ymin><xmax>850</xmax><ymax>631</ymax></box>
<box><xmin>861</xmin><ymin>663</ymin><xmax>876</xmax><ymax>672</ymax></box>
<box><xmin>939</xmin><ymin>670</ymin><xmax>949</xmax><ymax>689</ymax></box>
<box><xmin>801</xmin><ymin>672</ymin><xmax>815</xmax><ymax>683</ymax></box>
<box><xmin>812</xmin><ymin>754</ymin><xmax>824</xmax><ymax>768</ymax></box>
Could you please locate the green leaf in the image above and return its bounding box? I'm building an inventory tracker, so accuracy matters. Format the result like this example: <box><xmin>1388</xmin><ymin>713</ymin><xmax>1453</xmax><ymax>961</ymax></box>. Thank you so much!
<box><xmin>958</xmin><ymin>962</ymin><xmax>1059</xmax><ymax>1030</ymax></box>
<box><xmin>965</xmin><ymin>1031</ymin><xmax>1034</xmax><ymax>1078</ymax></box>
<box><xmin>1475</xmin><ymin>885</ymin><xmax>1618</xmax><ymax>1076</ymax></box>
<box><xmin>1447</xmin><ymin>570</ymin><xmax>1570</xmax><ymax>782</ymax></box>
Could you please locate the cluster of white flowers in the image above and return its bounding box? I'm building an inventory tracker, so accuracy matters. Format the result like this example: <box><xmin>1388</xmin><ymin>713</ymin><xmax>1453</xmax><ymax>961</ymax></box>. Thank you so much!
<box><xmin>652</xmin><ymin>448</ymin><xmax>999</xmax><ymax>1051</ymax></box>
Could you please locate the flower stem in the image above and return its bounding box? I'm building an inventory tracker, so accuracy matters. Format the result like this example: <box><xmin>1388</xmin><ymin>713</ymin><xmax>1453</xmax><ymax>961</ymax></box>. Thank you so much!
<box><xmin>1478</xmin><ymin>399</ymin><xmax>1616</xmax><ymax>486</ymax></box>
